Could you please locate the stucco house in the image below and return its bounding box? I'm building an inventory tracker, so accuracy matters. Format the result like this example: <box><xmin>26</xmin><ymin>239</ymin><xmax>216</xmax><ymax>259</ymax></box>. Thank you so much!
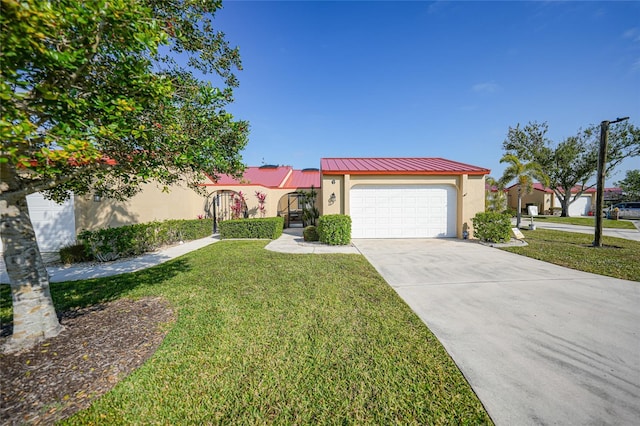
<box><xmin>202</xmin><ymin>165</ymin><xmax>321</xmax><ymax>228</ymax></box>
<box><xmin>320</xmin><ymin>158</ymin><xmax>489</xmax><ymax>239</ymax></box>
<box><xmin>506</xmin><ymin>183</ymin><xmax>596</xmax><ymax>216</ymax></box>
<box><xmin>2</xmin><ymin>157</ymin><xmax>490</xmax><ymax>255</ymax></box>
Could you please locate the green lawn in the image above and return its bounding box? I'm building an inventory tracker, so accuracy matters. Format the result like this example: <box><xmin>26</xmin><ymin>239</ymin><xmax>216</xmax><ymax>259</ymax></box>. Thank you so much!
<box><xmin>502</xmin><ymin>229</ymin><xmax>640</xmax><ymax>281</ymax></box>
<box><xmin>533</xmin><ymin>215</ymin><xmax>637</xmax><ymax>229</ymax></box>
<box><xmin>1</xmin><ymin>241</ymin><xmax>491</xmax><ymax>424</ymax></box>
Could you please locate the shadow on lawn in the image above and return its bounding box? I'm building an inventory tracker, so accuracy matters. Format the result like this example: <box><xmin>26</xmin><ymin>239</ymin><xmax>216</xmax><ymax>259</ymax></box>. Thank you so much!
<box><xmin>0</xmin><ymin>258</ymin><xmax>191</xmax><ymax>332</ymax></box>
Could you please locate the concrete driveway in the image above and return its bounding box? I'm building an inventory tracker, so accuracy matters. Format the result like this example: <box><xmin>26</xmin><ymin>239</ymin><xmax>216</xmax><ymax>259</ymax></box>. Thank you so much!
<box><xmin>353</xmin><ymin>238</ymin><xmax>640</xmax><ymax>425</ymax></box>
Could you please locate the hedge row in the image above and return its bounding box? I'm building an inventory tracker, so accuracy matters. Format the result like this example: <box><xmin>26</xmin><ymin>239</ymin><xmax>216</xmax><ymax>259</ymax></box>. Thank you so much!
<box><xmin>318</xmin><ymin>214</ymin><xmax>351</xmax><ymax>245</ymax></box>
<box><xmin>219</xmin><ymin>217</ymin><xmax>284</xmax><ymax>240</ymax></box>
<box><xmin>78</xmin><ymin>219</ymin><xmax>213</xmax><ymax>262</ymax></box>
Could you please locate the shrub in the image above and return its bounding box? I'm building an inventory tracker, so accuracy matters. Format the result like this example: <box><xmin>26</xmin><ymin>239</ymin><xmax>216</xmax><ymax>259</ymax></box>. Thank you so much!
<box><xmin>471</xmin><ymin>212</ymin><xmax>511</xmax><ymax>243</ymax></box>
<box><xmin>79</xmin><ymin>219</ymin><xmax>213</xmax><ymax>261</ymax></box>
<box><xmin>502</xmin><ymin>207</ymin><xmax>517</xmax><ymax>217</ymax></box>
<box><xmin>219</xmin><ymin>217</ymin><xmax>284</xmax><ymax>239</ymax></box>
<box><xmin>59</xmin><ymin>243</ymin><xmax>93</xmax><ymax>264</ymax></box>
<box><xmin>318</xmin><ymin>214</ymin><xmax>351</xmax><ymax>246</ymax></box>
<box><xmin>303</xmin><ymin>225</ymin><xmax>319</xmax><ymax>242</ymax></box>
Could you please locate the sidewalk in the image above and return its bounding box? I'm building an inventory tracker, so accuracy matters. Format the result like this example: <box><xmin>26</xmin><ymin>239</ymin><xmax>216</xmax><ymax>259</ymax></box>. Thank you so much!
<box><xmin>0</xmin><ymin>236</ymin><xmax>220</xmax><ymax>284</ymax></box>
<box><xmin>514</xmin><ymin>218</ymin><xmax>640</xmax><ymax>242</ymax></box>
<box><xmin>1</xmin><ymin>229</ymin><xmax>359</xmax><ymax>284</ymax></box>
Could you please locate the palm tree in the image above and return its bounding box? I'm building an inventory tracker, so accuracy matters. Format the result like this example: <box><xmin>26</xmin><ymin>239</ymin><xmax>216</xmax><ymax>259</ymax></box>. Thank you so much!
<box><xmin>500</xmin><ymin>154</ymin><xmax>549</xmax><ymax>228</ymax></box>
<box><xmin>485</xmin><ymin>175</ymin><xmax>507</xmax><ymax>212</ymax></box>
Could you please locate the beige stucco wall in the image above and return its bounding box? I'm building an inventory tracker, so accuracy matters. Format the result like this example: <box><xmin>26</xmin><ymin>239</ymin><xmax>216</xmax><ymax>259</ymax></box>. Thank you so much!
<box><xmin>200</xmin><ymin>185</ymin><xmax>321</xmax><ymax>219</ymax></box>
<box><xmin>507</xmin><ymin>187</ymin><xmax>595</xmax><ymax>214</ymax></box>
<box><xmin>507</xmin><ymin>188</ymin><xmax>552</xmax><ymax>213</ymax></box>
<box><xmin>74</xmin><ymin>183</ymin><xmax>207</xmax><ymax>233</ymax></box>
<box><xmin>320</xmin><ymin>173</ymin><xmax>487</xmax><ymax>239</ymax></box>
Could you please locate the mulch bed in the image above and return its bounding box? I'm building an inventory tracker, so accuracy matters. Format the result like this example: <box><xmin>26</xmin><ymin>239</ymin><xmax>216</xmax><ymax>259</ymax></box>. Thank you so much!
<box><xmin>0</xmin><ymin>297</ymin><xmax>174</xmax><ymax>425</ymax></box>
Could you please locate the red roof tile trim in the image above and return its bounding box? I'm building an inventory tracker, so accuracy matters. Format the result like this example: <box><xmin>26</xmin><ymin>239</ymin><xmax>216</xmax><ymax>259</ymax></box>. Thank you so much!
<box><xmin>284</xmin><ymin>169</ymin><xmax>321</xmax><ymax>189</ymax></box>
<box><xmin>507</xmin><ymin>182</ymin><xmax>597</xmax><ymax>194</ymax></box>
<box><xmin>204</xmin><ymin>166</ymin><xmax>319</xmax><ymax>189</ymax></box>
<box><xmin>321</xmin><ymin>158</ymin><xmax>490</xmax><ymax>175</ymax></box>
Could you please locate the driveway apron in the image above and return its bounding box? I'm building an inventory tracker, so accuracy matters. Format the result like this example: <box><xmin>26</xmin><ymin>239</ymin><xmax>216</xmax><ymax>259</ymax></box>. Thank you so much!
<box><xmin>353</xmin><ymin>238</ymin><xmax>640</xmax><ymax>425</ymax></box>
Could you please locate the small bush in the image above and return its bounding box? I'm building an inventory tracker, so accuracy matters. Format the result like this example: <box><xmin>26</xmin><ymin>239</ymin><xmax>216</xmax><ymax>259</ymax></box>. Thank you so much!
<box><xmin>502</xmin><ymin>207</ymin><xmax>517</xmax><ymax>217</ymax></box>
<box><xmin>59</xmin><ymin>243</ymin><xmax>93</xmax><ymax>264</ymax></box>
<box><xmin>318</xmin><ymin>214</ymin><xmax>351</xmax><ymax>246</ymax></box>
<box><xmin>472</xmin><ymin>211</ymin><xmax>511</xmax><ymax>243</ymax></box>
<box><xmin>79</xmin><ymin>219</ymin><xmax>213</xmax><ymax>261</ymax></box>
<box><xmin>219</xmin><ymin>217</ymin><xmax>284</xmax><ymax>239</ymax></box>
<box><xmin>303</xmin><ymin>225</ymin><xmax>319</xmax><ymax>242</ymax></box>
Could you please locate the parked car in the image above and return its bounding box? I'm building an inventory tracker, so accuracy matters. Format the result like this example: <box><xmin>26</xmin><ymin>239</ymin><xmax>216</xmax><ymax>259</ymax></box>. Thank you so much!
<box><xmin>607</xmin><ymin>202</ymin><xmax>640</xmax><ymax>219</ymax></box>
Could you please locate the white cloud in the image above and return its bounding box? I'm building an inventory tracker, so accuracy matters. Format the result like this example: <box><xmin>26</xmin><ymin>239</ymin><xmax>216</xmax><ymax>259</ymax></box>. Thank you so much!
<box><xmin>622</xmin><ymin>28</ymin><xmax>640</xmax><ymax>42</ymax></box>
<box><xmin>472</xmin><ymin>82</ymin><xmax>501</xmax><ymax>93</ymax></box>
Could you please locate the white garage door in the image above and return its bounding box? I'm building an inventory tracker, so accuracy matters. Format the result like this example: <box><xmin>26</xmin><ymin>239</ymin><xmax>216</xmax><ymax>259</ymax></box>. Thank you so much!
<box><xmin>0</xmin><ymin>193</ymin><xmax>76</xmax><ymax>253</ymax></box>
<box><xmin>350</xmin><ymin>185</ymin><xmax>457</xmax><ymax>238</ymax></box>
<box><xmin>555</xmin><ymin>194</ymin><xmax>591</xmax><ymax>217</ymax></box>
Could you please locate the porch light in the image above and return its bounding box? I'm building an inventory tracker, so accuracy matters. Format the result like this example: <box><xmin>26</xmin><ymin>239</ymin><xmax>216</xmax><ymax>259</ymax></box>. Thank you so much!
<box><xmin>329</xmin><ymin>192</ymin><xmax>336</xmax><ymax>203</ymax></box>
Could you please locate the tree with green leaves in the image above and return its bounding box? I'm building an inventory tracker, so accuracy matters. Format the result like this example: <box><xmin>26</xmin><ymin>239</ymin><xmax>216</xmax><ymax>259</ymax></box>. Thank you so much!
<box><xmin>616</xmin><ymin>169</ymin><xmax>640</xmax><ymax>201</ymax></box>
<box><xmin>484</xmin><ymin>176</ymin><xmax>507</xmax><ymax>213</ymax></box>
<box><xmin>0</xmin><ymin>0</ymin><xmax>248</xmax><ymax>353</ymax></box>
<box><xmin>499</xmin><ymin>154</ymin><xmax>548</xmax><ymax>227</ymax></box>
<box><xmin>503</xmin><ymin>121</ymin><xmax>640</xmax><ymax>217</ymax></box>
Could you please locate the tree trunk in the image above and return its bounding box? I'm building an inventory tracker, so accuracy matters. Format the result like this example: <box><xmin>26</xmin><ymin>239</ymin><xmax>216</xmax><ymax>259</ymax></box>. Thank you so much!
<box><xmin>1</xmin><ymin>188</ymin><xmax>63</xmax><ymax>354</ymax></box>
<box><xmin>560</xmin><ymin>194</ymin><xmax>570</xmax><ymax>217</ymax></box>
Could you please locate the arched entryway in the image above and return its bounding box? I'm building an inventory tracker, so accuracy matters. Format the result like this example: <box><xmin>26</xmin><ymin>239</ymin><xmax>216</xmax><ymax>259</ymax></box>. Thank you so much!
<box><xmin>278</xmin><ymin>192</ymin><xmax>305</xmax><ymax>228</ymax></box>
<box><xmin>277</xmin><ymin>189</ymin><xmax>318</xmax><ymax>228</ymax></box>
<box><xmin>205</xmin><ymin>190</ymin><xmax>248</xmax><ymax>232</ymax></box>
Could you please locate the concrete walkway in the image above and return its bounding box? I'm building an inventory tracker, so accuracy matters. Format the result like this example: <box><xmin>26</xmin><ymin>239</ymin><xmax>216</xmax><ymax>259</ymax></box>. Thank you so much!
<box><xmin>0</xmin><ymin>229</ymin><xmax>357</xmax><ymax>284</ymax></box>
<box><xmin>353</xmin><ymin>238</ymin><xmax>640</xmax><ymax>426</ymax></box>
<box><xmin>516</xmin><ymin>218</ymin><xmax>640</xmax><ymax>241</ymax></box>
<box><xmin>0</xmin><ymin>236</ymin><xmax>221</xmax><ymax>283</ymax></box>
<box><xmin>265</xmin><ymin>228</ymin><xmax>360</xmax><ymax>254</ymax></box>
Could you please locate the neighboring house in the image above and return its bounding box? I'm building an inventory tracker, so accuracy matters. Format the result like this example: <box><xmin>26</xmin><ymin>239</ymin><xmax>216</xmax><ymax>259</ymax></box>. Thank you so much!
<box><xmin>604</xmin><ymin>187</ymin><xmax>624</xmax><ymax>205</ymax></box>
<box><xmin>320</xmin><ymin>158</ymin><xmax>489</xmax><ymax>239</ymax></box>
<box><xmin>506</xmin><ymin>183</ymin><xmax>596</xmax><ymax>216</ymax></box>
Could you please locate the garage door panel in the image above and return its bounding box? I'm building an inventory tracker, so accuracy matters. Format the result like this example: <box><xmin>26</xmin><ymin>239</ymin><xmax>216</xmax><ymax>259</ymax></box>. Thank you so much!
<box><xmin>350</xmin><ymin>185</ymin><xmax>456</xmax><ymax>238</ymax></box>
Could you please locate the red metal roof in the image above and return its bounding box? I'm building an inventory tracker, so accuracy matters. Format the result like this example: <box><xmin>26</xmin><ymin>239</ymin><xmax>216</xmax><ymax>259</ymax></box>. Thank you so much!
<box><xmin>507</xmin><ymin>182</ymin><xmax>597</xmax><ymax>194</ymax></box>
<box><xmin>206</xmin><ymin>166</ymin><xmax>319</xmax><ymax>189</ymax></box>
<box><xmin>321</xmin><ymin>158</ymin><xmax>490</xmax><ymax>175</ymax></box>
<box><xmin>210</xmin><ymin>166</ymin><xmax>292</xmax><ymax>188</ymax></box>
<box><xmin>283</xmin><ymin>169</ymin><xmax>321</xmax><ymax>189</ymax></box>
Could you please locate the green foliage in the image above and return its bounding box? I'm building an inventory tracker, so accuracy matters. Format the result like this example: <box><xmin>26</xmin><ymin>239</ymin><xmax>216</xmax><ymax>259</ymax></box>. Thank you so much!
<box><xmin>1</xmin><ymin>242</ymin><xmax>491</xmax><ymax>423</ymax></box>
<box><xmin>502</xmin><ymin>121</ymin><xmax>640</xmax><ymax>216</ymax></box>
<box><xmin>318</xmin><ymin>215</ymin><xmax>352</xmax><ymax>246</ymax></box>
<box><xmin>485</xmin><ymin>176</ymin><xmax>507</xmax><ymax>212</ymax></box>
<box><xmin>219</xmin><ymin>217</ymin><xmax>284</xmax><ymax>239</ymax></box>
<box><xmin>471</xmin><ymin>212</ymin><xmax>512</xmax><ymax>243</ymax></box>
<box><xmin>616</xmin><ymin>169</ymin><xmax>640</xmax><ymax>201</ymax></box>
<box><xmin>59</xmin><ymin>244</ymin><xmax>93</xmax><ymax>265</ymax></box>
<box><xmin>303</xmin><ymin>225</ymin><xmax>319</xmax><ymax>242</ymax></box>
<box><xmin>0</xmin><ymin>0</ymin><xmax>248</xmax><ymax>204</ymax></box>
<box><xmin>298</xmin><ymin>186</ymin><xmax>319</xmax><ymax>226</ymax></box>
<box><xmin>502</xmin><ymin>229</ymin><xmax>640</xmax><ymax>282</ymax></box>
<box><xmin>79</xmin><ymin>219</ymin><xmax>213</xmax><ymax>261</ymax></box>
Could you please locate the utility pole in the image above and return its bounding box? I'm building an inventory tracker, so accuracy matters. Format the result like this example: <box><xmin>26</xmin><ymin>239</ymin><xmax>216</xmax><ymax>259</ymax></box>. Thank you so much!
<box><xmin>594</xmin><ymin>116</ymin><xmax>629</xmax><ymax>247</ymax></box>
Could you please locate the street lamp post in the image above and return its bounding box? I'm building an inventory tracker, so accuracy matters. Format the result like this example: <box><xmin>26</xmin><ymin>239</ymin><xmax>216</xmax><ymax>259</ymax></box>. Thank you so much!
<box><xmin>594</xmin><ymin>116</ymin><xmax>629</xmax><ymax>247</ymax></box>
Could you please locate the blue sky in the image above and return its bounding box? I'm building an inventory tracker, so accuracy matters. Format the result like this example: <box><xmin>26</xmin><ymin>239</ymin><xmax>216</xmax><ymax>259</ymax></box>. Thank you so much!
<box><xmin>212</xmin><ymin>0</ymin><xmax>640</xmax><ymax>185</ymax></box>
